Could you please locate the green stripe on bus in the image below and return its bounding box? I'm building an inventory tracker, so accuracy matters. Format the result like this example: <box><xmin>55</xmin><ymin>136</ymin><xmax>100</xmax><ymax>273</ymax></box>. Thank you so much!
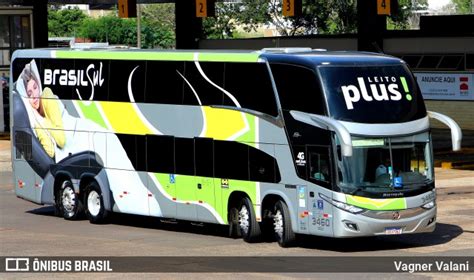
<box><xmin>153</xmin><ymin>172</ymin><xmax>258</xmax><ymax>225</ymax></box>
<box><xmin>197</xmin><ymin>52</ymin><xmax>260</xmax><ymax>63</ymax></box>
<box><xmin>345</xmin><ymin>195</ymin><xmax>407</xmax><ymax>211</ymax></box>
<box><xmin>400</xmin><ymin>77</ymin><xmax>409</xmax><ymax>93</ymax></box>
<box><xmin>75</xmin><ymin>101</ymin><xmax>108</xmax><ymax>129</ymax></box>
<box><xmin>55</xmin><ymin>51</ymin><xmax>260</xmax><ymax>63</ymax></box>
<box><xmin>56</xmin><ymin>51</ymin><xmax>194</xmax><ymax>61</ymax></box>
<box><xmin>218</xmin><ymin>178</ymin><xmax>258</xmax><ymax>225</ymax></box>
<box><xmin>236</xmin><ymin>114</ymin><xmax>256</xmax><ymax>147</ymax></box>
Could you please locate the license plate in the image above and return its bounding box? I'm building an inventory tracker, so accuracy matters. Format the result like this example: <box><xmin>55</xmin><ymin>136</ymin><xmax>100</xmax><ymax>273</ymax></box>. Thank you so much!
<box><xmin>384</xmin><ymin>227</ymin><xmax>403</xmax><ymax>235</ymax></box>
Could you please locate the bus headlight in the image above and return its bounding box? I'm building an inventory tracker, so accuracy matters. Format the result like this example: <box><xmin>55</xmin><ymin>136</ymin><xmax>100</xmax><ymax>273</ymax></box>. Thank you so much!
<box><xmin>421</xmin><ymin>200</ymin><xmax>436</xmax><ymax>209</ymax></box>
<box><xmin>319</xmin><ymin>193</ymin><xmax>366</xmax><ymax>214</ymax></box>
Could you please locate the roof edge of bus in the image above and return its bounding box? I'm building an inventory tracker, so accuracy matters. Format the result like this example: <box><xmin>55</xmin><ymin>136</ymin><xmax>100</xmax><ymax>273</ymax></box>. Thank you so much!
<box><xmin>12</xmin><ymin>48</ymin><xmax>404</xmax><ymax>65</ymax></box>
<box><xmin>12</xmin><ymin>48</ymin><xmax>263</xmax><ymax>63</ymax></box>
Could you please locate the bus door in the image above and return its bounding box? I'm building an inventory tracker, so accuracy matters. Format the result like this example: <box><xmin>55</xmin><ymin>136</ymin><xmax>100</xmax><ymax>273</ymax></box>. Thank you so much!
<box><xmin>194</xmin><ymin>137</ymin><xmax>216</xmax><ymax>223</ymax></box>
<box><xmin>175</xmin><ymin>138</ymin><xmax>197</xmax><ymax>221</ymax></box>
<box><xmin>306</xmin><ymin>145</ymin><xmax>334</xmax><ymax>236</ymax></box>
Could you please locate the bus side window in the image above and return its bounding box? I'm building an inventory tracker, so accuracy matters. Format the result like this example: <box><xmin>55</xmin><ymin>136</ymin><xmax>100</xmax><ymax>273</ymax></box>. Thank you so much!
<box><xmin>214</xmin><ymin>140</ymin><xmax>249</xmax><ymax>181</ymax></box>
<box><xmin>270</xmin><ymin>63</ymin><xmax>325</xmax><ymax>115</ymax></box>
<box><xmin>14</xmin><ymin>130</ymin><xmax>32</xmax><ymax>160</ymax></box>
<box><xmin>146</xmin><ymin>135</ymin><xmax>175</xmax><ymax>174</ymax></box>
<box><xmin>307</xmin><ymin>146</ymin><xmax>332</xmax><ymax>188</ymax></box>
<box><xmin>145</xmin><ymin>61</ymin><xmax>185</xmax><ymax>105</ymax></box>
<box><xmin>183</xmin><ymin>61</ymin><xmax>224</xmax><ymax>106</ymax></box>
<box><xmin>224</xmin><ymin>62</ymin><xmax>278</xmax><ymax>117</ymax></box>
<box><xmin>248</xmin><ymin>144</ymin><xmax>280</xmax><ymax>183</ymax></box>
<box><xmin>175</xmin><ymin>137</ymin><xmax>195</xmax><ymax>176</ymax></box>
<box><xmin>116</xmin><ymin>134</ymin><xmax>138</xmax><ymax>170</ymax></box>
<box><xmin>195</xmin><ymin>137</ymin><xmax>214</xmax><ymax>178</ymax></box>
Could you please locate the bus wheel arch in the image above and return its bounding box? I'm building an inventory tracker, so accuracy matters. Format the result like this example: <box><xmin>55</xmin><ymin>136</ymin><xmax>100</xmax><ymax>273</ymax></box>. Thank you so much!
<box><xmin>227</xmin><ymin>191</ymin><xmax>261</xmax><ymax>242</ymax></box>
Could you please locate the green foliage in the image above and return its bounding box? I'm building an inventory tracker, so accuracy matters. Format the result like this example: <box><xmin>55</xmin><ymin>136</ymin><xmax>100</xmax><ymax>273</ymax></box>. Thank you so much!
<box><xmin>48</xmin><ymin>4</ymin><xmax>175</xmax><ymax>49</ymax></box>
<box><xmin>79</xmin><ymin>15</ymin><xmax>137</xmax><ymax>46</ymax></box>
<box><xmin>270</xmin><ymin>0</ymin><xmax>335</xmax><ymax>35</ymax></box>
<box><xmin>330</xmin><ymin>0</ymin><xmax>357</xmax><ymax>33</ymax></box>
<box><xmin>235</xmin><ymin>0</ymin><xmax>272</xmax><ymax>33</ymax></box>
<box><xmin>452</xmin><ymin>0</ymin><xmax>472</xmax><ymax>14</ymax></box>
<box><xmin>48</xmin><ymin>6</ymin><xmax>87</xmax><ymax>37</ymax></box>
<box><xmin>203</xmin><ymin>3</ymin><xmax>239</xmax><ymax>39</ymax></box>
<box><xmin>201</xmin><ymin>0</ymin><xmax>359</xmax><ymax>38</ymax></box>
<box><xmin>388</xmin><ymin>0</ymin><xmax>428</xmax><ymax>30</ymax></box>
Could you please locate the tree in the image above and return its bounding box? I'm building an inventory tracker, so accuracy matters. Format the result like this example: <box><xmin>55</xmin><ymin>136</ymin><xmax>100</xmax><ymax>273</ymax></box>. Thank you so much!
<box><xmin>203</xmin><ymin>2</ymin><xmax>240</xmax><ymax>39</ymax></box>
<box><xmin>201</xmin><ymin>0</ymin><xmax>358</xmax><ymax>38</ymax></box>
<box><xmin>48</xmin><ymin>6</ymin><xmax>87</xmax><ymax>37</ymax></box>
<box><xmin>80</xmin><ymin>5</ymin><xmax>175</xmax><ymax>48</ymax></box>
<box><xmin>329</xmin><ymin>0</ymin><xmax>357</xmax><ymax>34</ymax></box>
<box><xmin>447</xmin><ymin>0</ymin><xmax>472</xmax><ymax>14</ymax></box>
<box><xmin>79</xmin><ymin>15</ymin><xmax>137</xmax><ymax>46</ymax></box>
<box><xmin>387</xmin><ymin>0</ymin><xmax>428</xmax><ymax>30</ymax></box>
<box><xmin>266</xmin><ymin>0</ymin><xmax>333</xmax><ymax>36</ymax></box>
<box><xmin>140</xmin><ymin>3</ymin><xmax>176</xmax><ymax>48</ymax></box>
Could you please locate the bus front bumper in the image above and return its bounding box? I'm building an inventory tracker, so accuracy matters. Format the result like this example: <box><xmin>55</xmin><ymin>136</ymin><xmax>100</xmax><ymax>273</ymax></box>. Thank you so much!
<box><xmin>331</xmin><ymin>206</ymin><xmax>437</xmax><ymax>237</ymax></box>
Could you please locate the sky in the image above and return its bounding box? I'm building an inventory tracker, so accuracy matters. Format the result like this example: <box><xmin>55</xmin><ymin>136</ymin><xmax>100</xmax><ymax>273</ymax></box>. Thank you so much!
<box><xmin>428</xmin><ymin>0</ymin><xmax>452</xmax><ymax>10</ymax></box>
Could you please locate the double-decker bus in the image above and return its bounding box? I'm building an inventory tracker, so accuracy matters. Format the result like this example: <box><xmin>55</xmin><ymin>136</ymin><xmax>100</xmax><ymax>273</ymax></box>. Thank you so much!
<box><xmin>10</xmin><ymin>48</ymin><xmax>462</xmax><ymax>247</ymax></box>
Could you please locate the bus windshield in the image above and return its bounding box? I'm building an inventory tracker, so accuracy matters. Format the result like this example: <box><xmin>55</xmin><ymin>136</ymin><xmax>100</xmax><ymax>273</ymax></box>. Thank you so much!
<box><xmin>335</xmin><ymin>132</ymin><xmax>434</xmax><ymax>197</ymax></box>
<box><xmin>319</xmin><ymin>65</ymin><xmax>426</xmax><ymax>124</ymax></box>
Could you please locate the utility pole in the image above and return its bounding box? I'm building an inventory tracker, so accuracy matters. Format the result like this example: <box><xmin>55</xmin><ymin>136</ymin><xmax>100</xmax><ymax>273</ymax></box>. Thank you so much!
<box><xmin>176</xmin><ymin>0</ymin><xmax>202</xmax><ymax>49</ymax></box>
<box><xmin>357</xmin><ymin>0</ymin><xmax>387</xmax><ymax>52</ymax></box>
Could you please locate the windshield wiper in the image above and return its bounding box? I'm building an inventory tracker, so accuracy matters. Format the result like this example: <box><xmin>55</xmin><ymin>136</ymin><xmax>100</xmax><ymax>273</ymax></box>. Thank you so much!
<box><xmin>350</xmin><ymin>186</ymin><xmax>368</xmax><ymax>195</ymax></box>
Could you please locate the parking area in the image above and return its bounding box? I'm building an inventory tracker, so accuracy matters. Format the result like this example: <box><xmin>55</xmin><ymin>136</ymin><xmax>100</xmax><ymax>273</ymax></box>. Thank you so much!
<box><xmin>0</xmin><ymin>139</ymin><xmax>473</xmax><ymax>278</ymax></box>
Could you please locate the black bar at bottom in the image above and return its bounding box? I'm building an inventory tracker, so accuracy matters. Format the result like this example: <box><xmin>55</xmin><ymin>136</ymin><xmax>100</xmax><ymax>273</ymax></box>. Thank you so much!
<box><xmin>1</xmin><ymin>256</ymin><xmax>473</xmax><ymax>273</ymax></box>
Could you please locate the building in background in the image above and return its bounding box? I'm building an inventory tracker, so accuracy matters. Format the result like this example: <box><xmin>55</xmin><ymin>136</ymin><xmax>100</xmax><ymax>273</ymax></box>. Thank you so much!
<box><xmin>0</xmin><ymin>6</ymin><xmax>33</xmax><ymax>132</ymax></box>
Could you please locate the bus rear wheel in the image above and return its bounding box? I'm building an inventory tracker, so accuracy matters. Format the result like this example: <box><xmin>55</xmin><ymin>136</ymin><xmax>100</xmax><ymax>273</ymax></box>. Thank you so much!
<box><xmin>238</xmin><ymin>197</ymin><xmax>261</xmax><ymax>243</ymax></box>
<box><xmin>84</xmin><ymin>182</ymin><xmax>109</xmax><ymax>224</ymax></box>
<box><xmin>59</xmin><ymin>180</ymin><xmax>83</xmax><ymax>220</ymax></box>
<box><xmin>273</xmin><ymin>200</ymin><xmax>296</xmax><ymax>247</ymax></box>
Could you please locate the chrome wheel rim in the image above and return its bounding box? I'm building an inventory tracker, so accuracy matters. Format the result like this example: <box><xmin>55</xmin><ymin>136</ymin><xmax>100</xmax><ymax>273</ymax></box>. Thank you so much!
<box><xmin>87</xmin><ymin>190</ymin><xmax>101</xmax><ymax>217</ymax></box>
<box><xmin>61</xmin><ymin>184</ymin><xmax>76</xmax><ymax>213</ymax></box>
<box><xmin>239</xmin><ymin>205</ymin><xmax>250</xmax><ymax>235</ymax></box>
<box><xmin>273</xmin><ymin>209</ymin><xmax>284</xmax><ymax>239</ymax></box>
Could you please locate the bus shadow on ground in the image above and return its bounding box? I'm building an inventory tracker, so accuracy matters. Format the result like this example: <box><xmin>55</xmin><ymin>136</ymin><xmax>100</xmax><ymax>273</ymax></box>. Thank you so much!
<box><xmin>27</xmin><ymin>206</ymin><xmax>463</xmax><ymax>250</ymax></box>
<box><xmin>27</xmin><ymin>205</ymin><xmax>230</xmax><ymax>238</ymax></box>
<box><xmin>295</xmin><ymin>223</ymin><xmax>464</xmax><ymax>252</ymax></box>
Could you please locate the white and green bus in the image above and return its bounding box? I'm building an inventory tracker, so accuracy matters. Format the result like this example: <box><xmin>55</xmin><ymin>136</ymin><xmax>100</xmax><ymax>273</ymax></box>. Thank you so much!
<box><xmin>10</xmin><ymin>48</ymin><xmax>462</xmax><ymax>247</ymax></box>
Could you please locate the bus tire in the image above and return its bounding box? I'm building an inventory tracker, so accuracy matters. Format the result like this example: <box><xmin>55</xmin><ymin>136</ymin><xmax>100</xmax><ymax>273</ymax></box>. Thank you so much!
<box><xmin>274</xmin><ymin>200</ymin><xmax>296</xmax><ymax>247</ymax></box>
<box><xmin>59</xmin><ymin>179</ymin><xmax>83</xmax><ymax>220</ymax></box>
<box><xmin>238</xmin><ymin>197</ymin><xmax>261</xmax><ymax>243</ymax></box>
<box><xmin>228</xmin><ymin>206</ymin><xmax>242</xmax><ymax>238</ymax></box>
<box><xmin>84</xmin><ymin>182</ymin><xmax>109</xmax><ymax>224</ymax></box>
<box><xmin>54</xmin><ymin>191</ymin><xmax>63</xmax><ymax>217</ymax></box>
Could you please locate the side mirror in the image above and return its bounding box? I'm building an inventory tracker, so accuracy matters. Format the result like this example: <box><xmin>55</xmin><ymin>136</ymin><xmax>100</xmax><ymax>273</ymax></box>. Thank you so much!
<box><xmin>428</xmin><ymin>111</ymin><xmax>462</xmax><ymax>151</ymax></box>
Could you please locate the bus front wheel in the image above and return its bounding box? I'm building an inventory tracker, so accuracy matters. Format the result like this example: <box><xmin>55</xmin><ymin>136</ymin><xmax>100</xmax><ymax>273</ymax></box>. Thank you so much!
<box><xmin>59</xmin><ymin>180</ymin><xmax>83</xmax><ymax>220</ymax></box>
<box><xmin>273</xmin><ymin>200</ymin><xmax>296</xmax><ymax>247</ymax></box>
<box><xmin>84</xmin><ymin>182</ymin><xmax>109</xmax><ymax>224</ymax></box>
<box><xmin>238</xmin><ymin>197</ymin><xmax>261</xmax><ymax>242</ymax></box>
